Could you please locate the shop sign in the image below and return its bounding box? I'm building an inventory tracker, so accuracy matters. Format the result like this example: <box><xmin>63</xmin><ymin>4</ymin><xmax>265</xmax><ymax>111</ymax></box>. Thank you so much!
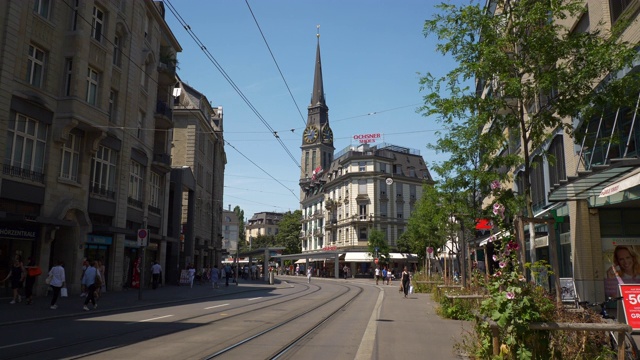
<box><xmin>124</xmin><ymin>240</ymin><xmax>138</xmax><ymax>248</ymax></box>
<box><xmin>0</xmin><ymin>226</ymin><xmax>38</xmax><ymax>240</ymax></box>
<box><xmin>353</xmin><ymin>133</ymin><xmax>381</xmax><ymax>144</ymax></box>
<box><xmin>322</xmin><ymin>246</ymin><xmax>337</xmax><ymax>251</ymax></box>
<box><xmin>87</xmin><ymin>235</ymin><xmax>113</xmax><ymax>245</ymax></box>
<box><xmin>619</xmin><ymin>284</ymin><xmax>640</xmax><ymax>331</ymax></box>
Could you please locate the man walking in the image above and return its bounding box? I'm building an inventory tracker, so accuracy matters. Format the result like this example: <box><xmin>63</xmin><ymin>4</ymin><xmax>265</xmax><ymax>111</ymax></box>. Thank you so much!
<box><xmin>82</xmin><ymin>260</ymin><xmax>99</xmax><ymax>311</ymax></box>
<box><xmin>224</xmin><ymin>264</ymin><xmax>232</xmax><ymax>287</ymax></box>
<box><xmin>151</xmin><ymin>261</ymin><xmax>162</xmax><ymax>289</ymax></box>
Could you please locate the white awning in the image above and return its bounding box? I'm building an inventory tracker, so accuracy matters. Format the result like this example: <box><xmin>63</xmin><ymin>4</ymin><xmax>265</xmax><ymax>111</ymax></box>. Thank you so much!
<box><xmin>599</xmin><ymin>168</ymin><xmax>640</xmax><ymax>197</ymax></box>
<box><xmin>294</xmin><ymin>258</ymin><xmax>327</xmax><ymax>264</ymax></box>
<box><xmin>344</xmin><ymin>252</ymin><xmax>373</xmax><ymax>262</ymax></box>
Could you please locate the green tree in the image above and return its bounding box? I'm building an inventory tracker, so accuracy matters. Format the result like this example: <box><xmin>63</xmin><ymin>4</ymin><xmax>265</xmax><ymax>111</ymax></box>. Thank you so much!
<box><xmin>367</xmin><ymin>228</ymin><xmax>390</xmax><ymax>266</ymax></box>
<box><xmin>233</xmin><ymin>206</ymin><xmax>245</xmax><ymax>244</ymax></box>
<box><xmin>421</xmin><ymin>0</ymin><xmax>640</xmax><ymax>265</ymax></box>
<box><xmin>275</xmin><ymin>210</ymin><xmax>302</xmax><ymax>255</ymax></box>
<box><xmin>251</xmin><ymin>234</ymin><xmax>276</xmax><ymax>249</ymax></box>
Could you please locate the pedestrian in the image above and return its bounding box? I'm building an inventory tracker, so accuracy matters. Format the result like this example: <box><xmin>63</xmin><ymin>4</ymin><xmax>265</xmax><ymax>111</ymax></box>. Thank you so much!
<box><xmin>343</xmin><ymin>264</ymin><xmax>349</xmax><ymax>279</ymax></box>
<box><xmin>82</xmin><ymin>260</ymin><xmax>99</xmax><ymax>311</ymax></box>
<box><xmin>224</xmin><ymin>264</ymin><xmax>232</xmax><ymax>287</ymax></box>
<box><xmin>296</xmin><ymin>264</ymin><xmax>300</xmax><ymax>276</ymax></box>
<box><xmin>80</xmin><ymin>257</ymin><xmax>89</xmax><ymax>297</ymax></box>
<box><xmin>386</xmin><ymin>267</ymin><xmax>392</xmax><ymax>285</ymax></box>
<box><xmin>24</xmin><ymin>256</ymin><xmax>40</xmax><ymax>305</ymax></box>
<box><xmin>95</xmin><ymin>259</ymin><xmax>105</xmax><ymax>299</ymax></box>
<box><xmin>211</xmin><ymin>265</ymin><xmax>219</xmax><ymax>288</ymax></box>
<box><xmin>151</xmin><ymin>261</ymin><xmax>162</xmax><ymax>289</ymax></box>
<box><xmin>375</xmin><ymin>266</ymin><xmax>381</xmax><ymax>285</ymax></box>
<box><xmin>48</xmin><ymin>260</ymin><xmax>66</xmax><ymax>309</ymax></box>
<box><xmin>187</xmin><ymin>264</ymin><xmax>196</xmax><ymax>288</ymax></box>
<box><xmin>2</xmin><ymin>256</ymin><xmax>25</xmax><ymax>304</ymax></box>
<box><xmin>307</xmin><ymin>267</ymin><xmax>312</xmax><ymax>283</ymax></box>
<box><xmin>382</xmin><ymin>267</ymin><xmax>388</xmax><ymax>286</ymax></box>
<box><xmin>401</xmin><ymin>266</ymin><xmax>411</xmax><ymax>298</ymax></box>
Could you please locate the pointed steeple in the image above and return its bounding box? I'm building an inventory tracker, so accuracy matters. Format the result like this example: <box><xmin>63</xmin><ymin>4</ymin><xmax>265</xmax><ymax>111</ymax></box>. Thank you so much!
<box><xmin>310</xmin><ymin>27</ymin><xmax>325</xmax><ymax>107</ymax></box>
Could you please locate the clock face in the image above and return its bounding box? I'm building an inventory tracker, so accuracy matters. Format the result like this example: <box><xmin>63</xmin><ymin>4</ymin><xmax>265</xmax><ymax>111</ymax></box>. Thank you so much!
<box><xmin>304</xmin><ymin>126</ymin><xmax>319</xmax><ymax>143</ymax></box>
<box><xmin>322</xmin><ymin>126</ymin><xmax>333</xmax><ymax>143</ymax></box>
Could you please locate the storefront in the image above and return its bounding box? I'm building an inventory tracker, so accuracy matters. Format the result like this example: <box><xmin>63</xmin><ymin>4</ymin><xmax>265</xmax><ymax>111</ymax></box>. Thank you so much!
<box><xmin>0</xmin><ymin>225</ymin><xmax>38</xmax><ymax>294</ymax></box>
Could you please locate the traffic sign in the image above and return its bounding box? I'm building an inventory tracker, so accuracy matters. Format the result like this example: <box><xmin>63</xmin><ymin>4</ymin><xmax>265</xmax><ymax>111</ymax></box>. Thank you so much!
<box><xmin>137</xmin><ymin>228</ymin><xmax>148</xmax><ymax>247</ymax></box>
<box><xmin>385</xmin><ymin>178</ymin><xmax>393</xmax><ymax>185</ymax></box>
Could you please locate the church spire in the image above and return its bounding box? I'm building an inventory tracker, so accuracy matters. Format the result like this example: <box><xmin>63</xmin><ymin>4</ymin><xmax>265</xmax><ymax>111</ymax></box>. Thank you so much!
<box><xmin>310</xmin><ymin>25</ymin><xmax>325</xmax><ymax>107</ymax></box>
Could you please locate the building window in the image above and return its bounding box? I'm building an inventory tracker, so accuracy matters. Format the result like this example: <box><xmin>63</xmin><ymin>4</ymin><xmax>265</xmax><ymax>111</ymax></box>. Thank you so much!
<box><xmin>397</xmin><ymin>204</ymin><xmax>404</xmax><ymax>219</ymax></box>
<box><xmin>90</xmin><ymin>145</ymin><xmax>117</xmax><ymax>197</ymax></box>
<box><xmin>91</xmin><ymin>5</ymin><xmax>105</xmax><ymax>42</ymax></box>
<box><xmin>358</xmin><ymin>179</ymin><xmax>367</xmax><ymax>194</ymax></box>
<box><xmin>27</xmin><ymin>44</ymin><xmax>45</xmax><ymax>87</ymax></box>
<box><xmin>610</xmin><ymin>0</ymin><xmax>633</xmax><ymax>24</ymax></box>
<box><xmin>5</xmin><ymin>113</ymin><xmax>48</xmax><ymax>176</ymax></box>
<box><xmin>359</xmin><ymin>227</ymin><xmax>367</xmax><ymax>240</ymax></box>
<box><xmin>305</xmin><ymin>151</ymin><xmax>310</xmax><ymax>176</ymax></box>
<box><xmin>380</xmin><ymin>202</ymin><xmax>387</xmax><ymax>217</ymax></box>
<box><xmin>137</xmin><ymin>111</ymin><xmax>144</xmax><ymax>139</ymax></box>
<box><xmin>60</xmin><ymin>132</ymin><xmax>81</xmax><ymax>182</ymax></box>
<box><xmin>71</xmin><ymin>0</ymin><xmax>79</xmax><ymax>30</ymax></box>
<box><xmin>548</xmin><ymin>136</ymin><xmax>566</xmax><ymax>186</ymax></box>
<box><xmin>396</xmin><ymin>183</ymin><xmax>403</xmax><ymax>197</ymax></box>
<box><xmin>149</xmin><ymin>172</ymin><xmax>162</xmax><ymax>208</ymax></box>
<box><xmin>359</xmin><ymin>161</ymin><xmax>366</xmax><ymax>172</ymax></box>
<box><xmin>380</xmin><ymin>163</ymin><xmax>387</xmax><ymax>173</ymax></box>
<box><xmin>64</xmin><ymin>58</ymin><xmax>73</xmax><ymax>96</ymax></box>
<box><xmin>33</xmin><ymin>0</ymin><xmax>51</xmax><ymax>18</ymax></box>
<box><xmin>359</xmin><ymin>204</ymin><xmax>367</xmax><ymax>220</ymax></box>
<box><xmin>86</xmin><ymin>67</ymin><xmax>99</xmax><ymax>105</ymax></box>
<box><xmin>113</xmin><ymin>35</ymin><xmax>121</xmax><ymax>67</ymax></box>
<box><xmin>129</xmin><ymin>160</ymin><xmax>144</xmax><ymax>202</ymax></box>
<box><xmin>531</xmin><ymin>156</ymin><xmax>545</xmax><ymax>210</ymax></box>
<box><xmin>108</xmin><ymin>90</ymin><xmax>117</xmax><ymax>123</ymax></box>
<box><xmin>394</xmin><ymin>164</ymin><xmax>402</xmax><ymax>175</ymax></box>
<box><xmin>408</xmin><ymin>167</ymin><xmax>415</xmax><ymax>177</ymax></box>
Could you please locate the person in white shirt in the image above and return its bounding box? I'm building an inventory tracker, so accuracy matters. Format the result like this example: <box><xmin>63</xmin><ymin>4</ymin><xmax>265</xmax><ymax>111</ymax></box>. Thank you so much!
<box><xmin>151</xmin><ymin>261</ymin><xmax>162</xmax><ymax>289</ymax></box>
<box><xmin>307</xmin><ymin>267</ymin><xmax>312</xmax><ymax>283</ymax></box>
<box><xmin>375</xmin><ymin>267</ymin><xmax>381</xmax><ymax>285</ymax></box>
<box><xmin>48</xmin><ymin>260</ymin><xmax>66</xmax><ymax>309</ymax></box>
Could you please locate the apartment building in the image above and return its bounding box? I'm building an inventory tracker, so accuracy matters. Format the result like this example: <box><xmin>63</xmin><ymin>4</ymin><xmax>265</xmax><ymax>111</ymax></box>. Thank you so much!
<box><xmin>245</xmin><ymin>212</ymin><xmax>283</xmax><ymax>246</ymax></box>
<box><xmin>170</xmin><ymin>78</ymin><xmax>225</xmax><ymax>274</ymax></box>
<box><xmin>0</xmin><ymin>0</ymin><xmax>181</xmax><ymax>294</ymax></box>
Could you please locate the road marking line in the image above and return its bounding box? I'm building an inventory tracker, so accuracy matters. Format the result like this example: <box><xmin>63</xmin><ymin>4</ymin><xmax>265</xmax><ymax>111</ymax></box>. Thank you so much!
<box><xmin>355</xmin><ymin>287</ymin><xmax>384</xmax><ymax>360</ymax></box>
<box><xmin>205</xmin><ymin>303</ymin><xmax>230</xmax><ymax>309</ymax></box>
<box><xmin>0</xmin><ymin>338</ymin><xmax>53</xmax><ymax>349</ymax></box>
<box><xmin>247</xmin><ymin>297</ymin><xmax>262</xmax><ymax>301</ymax></box>
<box><xmin>139</xmin><ymin>315</ymin><xmax>174</xmax><ymax>322</ymax></box>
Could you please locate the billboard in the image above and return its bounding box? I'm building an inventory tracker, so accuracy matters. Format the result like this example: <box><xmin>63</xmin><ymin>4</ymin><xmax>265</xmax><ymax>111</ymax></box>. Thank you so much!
<box><xmin>603</xmin><ymin>238</ymin><xmax>640</xmax><ymax>298</ymax></box>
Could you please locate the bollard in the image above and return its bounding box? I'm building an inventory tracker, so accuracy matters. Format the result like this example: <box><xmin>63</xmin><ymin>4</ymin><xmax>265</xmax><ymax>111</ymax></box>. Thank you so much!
<box><xmin>269</xmin><ymin>270</ymin><xmax>274</xmax><ymax>285</ymax></box>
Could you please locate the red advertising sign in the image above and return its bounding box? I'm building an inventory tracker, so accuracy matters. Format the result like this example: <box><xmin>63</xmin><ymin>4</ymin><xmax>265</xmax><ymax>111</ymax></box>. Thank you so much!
<box><xmin>619</xmin><ymin>284</ymin><xmax>640</xmax><ymax>330</ymax></box>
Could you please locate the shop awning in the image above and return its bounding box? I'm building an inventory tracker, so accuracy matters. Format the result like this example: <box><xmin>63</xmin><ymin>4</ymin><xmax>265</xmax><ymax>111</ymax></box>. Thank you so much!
<box><xmin>548</xmin><ymin>160</ymin><xmax>640</xmax><ymax>201</ymax></box>
<box><xmin>344</xmin><ymin>252</ymin><xmax>373</xmax><ymax>262</ymax></box>
<box><xmin>599</xmin><ymin>167</ymin><xmax>640</xmax><ymax>197</ymax></box>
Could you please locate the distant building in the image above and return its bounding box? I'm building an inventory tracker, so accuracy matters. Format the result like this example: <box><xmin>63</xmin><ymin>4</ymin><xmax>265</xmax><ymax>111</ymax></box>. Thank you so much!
<box><xmin>246</xmin><ymin>212</ymin><xmax>284</xmax><ymax>247</ymax></box>
<box><xmin>170</xmin><ymin>78</ymin><xmax>225</xmax><ymax>272</ymax></box>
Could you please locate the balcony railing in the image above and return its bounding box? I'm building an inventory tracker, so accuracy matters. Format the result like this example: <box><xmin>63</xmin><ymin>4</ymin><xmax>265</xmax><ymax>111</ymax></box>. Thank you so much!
<box><xmin>148</xmin><ymin>205</ymin><xmax>162</xmax><ymax>215</ymax></box>
<box><xmin>90</xmin><ymin>183</ymin><xmax>116</xmax><ymax>199</ymax></box>
<box><xmin>153</xmin><ymin>152</ymin><xmax>171</xmax><ymax>167</ymax></box>
<box><xmin>156</xmin><ymin>100</ymin><xmax>173</xmax><ymax>118</ymax></box>
<box><xmin>127</xmin><ymin>197</ymin><xmax>143</xmax><ymax>209</ymax></box>
<box><xmin>2</xmin><ymin>163</ymin><xmax>45</xmax><ymax>183</ymax></box>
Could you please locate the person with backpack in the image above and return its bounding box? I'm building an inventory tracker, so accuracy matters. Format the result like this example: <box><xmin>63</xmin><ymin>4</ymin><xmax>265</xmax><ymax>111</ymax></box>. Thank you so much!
<box><xmin>224</xmin><ymin>264</ymin><xmax>232</xmax><ymax>287</ymax></box>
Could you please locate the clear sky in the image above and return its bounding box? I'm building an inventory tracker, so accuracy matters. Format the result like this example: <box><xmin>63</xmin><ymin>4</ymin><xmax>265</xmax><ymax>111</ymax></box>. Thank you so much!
<box><xmin>163</xmin><ymin>0</ymin><xmax>464</xmax><ymax>218</ymax></box>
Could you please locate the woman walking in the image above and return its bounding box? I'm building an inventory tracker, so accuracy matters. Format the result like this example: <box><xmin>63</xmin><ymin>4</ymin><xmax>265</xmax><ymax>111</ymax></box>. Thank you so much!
<box><xmin>401</xmin><ymin>266</ymin><xmax>411</xmax><ymax>298</ymax></box>
<box><xmin>2</xmin><ymin>257</ymin><xmax>25</xmax><ymax>304</ymax></box>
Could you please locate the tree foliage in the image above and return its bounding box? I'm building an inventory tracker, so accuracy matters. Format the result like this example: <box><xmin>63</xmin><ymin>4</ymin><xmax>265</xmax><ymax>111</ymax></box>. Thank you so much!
<box><xmin>233</xmin><ymin>206</ymin><xmax>245</xmax><ymax>243</ymax></box>
<box><xmin>421</xmin><ymin>0</ymin><xmax>640</xmax><ymax>221</ymax></box>
<box><xmin>367</xmin><ymin>228</ymin><xmax>390</xmax><ymax>265</ymax></box>
<box><xmin>275</xmin><ymin>210</ymin><xmax>302</xmax><ymax>255</ymax></box>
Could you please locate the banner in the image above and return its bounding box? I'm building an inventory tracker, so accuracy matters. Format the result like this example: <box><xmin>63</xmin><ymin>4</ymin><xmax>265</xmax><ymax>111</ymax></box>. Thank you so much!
<box><xmin>619</xmin><ymin>284</ymin><xmax>640</xmax><ymax>331</ymax></box>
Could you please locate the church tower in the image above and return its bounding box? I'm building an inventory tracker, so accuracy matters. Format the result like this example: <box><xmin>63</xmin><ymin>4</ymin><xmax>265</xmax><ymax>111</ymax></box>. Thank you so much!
<box><xmin>300</xmin><ymin>30</ymin><xmax>334</xmax><ymax>199</ymax></box>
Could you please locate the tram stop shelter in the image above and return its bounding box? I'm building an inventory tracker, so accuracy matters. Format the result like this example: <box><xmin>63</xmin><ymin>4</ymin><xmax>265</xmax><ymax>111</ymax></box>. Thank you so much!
<box><xmin>235</xmin><ymin>247</ymin><xmax>285</xmax><ymax>282</ymax></box>
<box><xmin>274</xmin><ymin>251</ymin><xmax>343</xmax><ymax>279</ymax></box>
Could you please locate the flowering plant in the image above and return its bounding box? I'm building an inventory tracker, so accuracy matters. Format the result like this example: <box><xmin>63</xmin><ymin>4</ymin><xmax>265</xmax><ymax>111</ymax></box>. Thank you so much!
<box><xmin>474</xmin><ymin>181</ymin><xmax>555</xmax><ymax>359</ymax></box>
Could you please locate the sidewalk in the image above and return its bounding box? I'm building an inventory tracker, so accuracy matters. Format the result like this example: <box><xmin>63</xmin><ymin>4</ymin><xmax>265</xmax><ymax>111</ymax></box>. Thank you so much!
<box><xmin>0</xmin><ymin>276</ymin><xmax>470</xmax><ymax>359</ymax></box>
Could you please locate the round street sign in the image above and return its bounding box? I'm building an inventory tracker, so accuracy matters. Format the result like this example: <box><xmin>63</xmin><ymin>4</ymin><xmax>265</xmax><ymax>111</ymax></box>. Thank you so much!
<box><xmin>138</xmin><ymin>229</ymin><xmax>148</xmax><ymax>239</ymax></box>
<box><xmin>427</xmin><ymin>247</ymin><xmax>434</xmax><ymax>254</ymax></box>
<box><xmin>385</xmin><ymin>178</ymin><xmax>393</xmax><ymax>185</ymax></box>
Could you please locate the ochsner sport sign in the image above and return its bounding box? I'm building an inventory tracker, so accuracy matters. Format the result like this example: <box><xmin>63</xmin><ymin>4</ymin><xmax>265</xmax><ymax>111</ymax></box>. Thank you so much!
<box><xmin>353</xmin><ymin>133</ymin><xmax>382</xmax><ymax>144</ymax></box>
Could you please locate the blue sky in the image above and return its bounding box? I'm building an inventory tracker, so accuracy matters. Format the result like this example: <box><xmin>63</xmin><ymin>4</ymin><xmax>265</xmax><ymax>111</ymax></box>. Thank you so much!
<box><xmin>164</xmin><ymin>0</ymin><xmax>464</xmax><ymax>218</ymax></box>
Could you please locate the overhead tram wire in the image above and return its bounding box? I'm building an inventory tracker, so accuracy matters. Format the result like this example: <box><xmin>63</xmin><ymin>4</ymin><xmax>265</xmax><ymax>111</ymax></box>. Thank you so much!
<box><xmin>58</xmin><ymin>0</ymin><xmax>297</xmax><ymax>207</ymax></box>
<box><xmin>164</xmin><ymin>0</ymin><xmax>300</xmax><ymax>168</ymax></box>
<box><xmin>244</xmin><ymin>0</ymin><xmax>307</xmax><ymax>126</ymax></box>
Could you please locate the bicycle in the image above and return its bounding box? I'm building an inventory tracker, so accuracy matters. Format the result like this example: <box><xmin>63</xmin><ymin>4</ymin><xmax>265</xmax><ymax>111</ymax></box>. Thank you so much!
<box><xmin>579</xmin><ymin>296</ymin><xmax>640</xmax><ymax>359</ymax></box>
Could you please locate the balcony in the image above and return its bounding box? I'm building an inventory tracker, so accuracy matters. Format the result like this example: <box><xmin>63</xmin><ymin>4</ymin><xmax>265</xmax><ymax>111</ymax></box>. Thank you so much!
<box><xmin>127</xmin><ymin>197</ymin><xmax>143</xmax><ymax>209</ymax></box>
<box><xmin>157</xmin><ymin>61</ymin><xmax>177</xmax><ymax>86</ymax></box>
<box><xmin>154</xmin><ymin>100</ymin><xmax>173</xmax><ymax>129</ymax></box>
<box><xmin>90</xmin><ymin>183</ymin><xmax>116</xmax><ymax>200</ymax></box>
<box><xmin>148</xmin><ymin>205</ymin><xmax>162</xmax><ymax>216</ymax></box>
<box><xmin>153</xmin><ymin>152</ymin><xmax>172</xmax><ymax>171</ymax></box>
